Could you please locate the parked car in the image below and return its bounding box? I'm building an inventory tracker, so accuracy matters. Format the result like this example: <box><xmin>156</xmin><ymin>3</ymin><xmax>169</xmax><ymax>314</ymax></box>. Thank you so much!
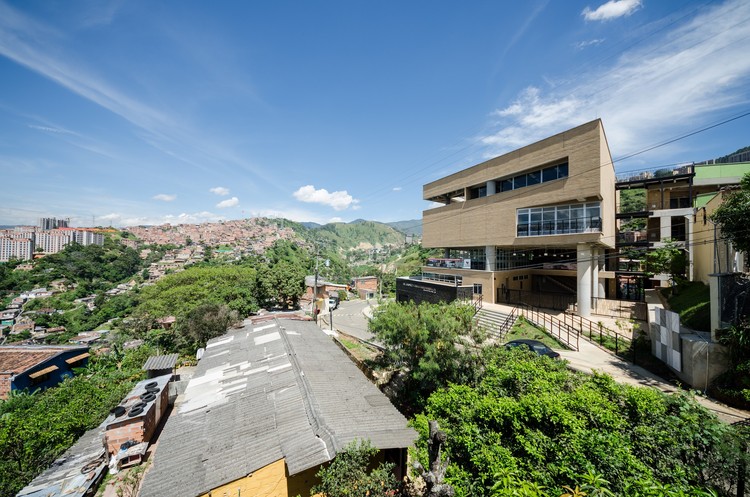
<box><xmin>328</xmin><ymin>296</ymin><xmax>340</xmax><ymax>310</ymax></box>
<box><xmin>504</xmin><ymin>339</ymin><xmax>560</xmax><ymax>359</ymax></box>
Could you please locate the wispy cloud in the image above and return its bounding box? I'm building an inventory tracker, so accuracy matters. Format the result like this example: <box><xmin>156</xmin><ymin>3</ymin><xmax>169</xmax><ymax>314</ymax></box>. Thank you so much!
<box><xmin>27</xmin><ymin>124</ymin><xmax>74</xmax><ymax>134</ymax></box>
<box><xmin>481</xmin><ymin>0</ymin><xmax>750</xmax><ymax>165</ymax></box>
<box><xmin>293</xmin><ymin>185</ymin><xmax>360</xmax><ymax>211</ymax></box>
<box><xmin>498</xmin><ymin>0</ymin><xmax>550</xmax><ymax>62</ymax></box>
<box><xmin>583</xmin><ymin>0</ymin><xmax>641</xmax><ymax>22</ymax></box>
<box><xmin>153</xmin><ymin>193</ymin><xmax>176</xmax><ymax>202</ymax></box>
<box><xmin>209</xmin><ymin>186</ymin><xmax>230</xmax><ymax>196</ymax></box>
<box><xmin>392</xmin><ymin>187</ymin><xmax>402</xmax><ymax>192</ymax></box>
<box><xmin>575</xmin><ymin>38</ymin><xmax>605</xmax><ymax>49</ymax></box>
<box><xmin>0</xmin><ymin>1</ymin><xmax>284</xmax><ymax>191</ymax></box>
<box><xmin>102</xmin><ymin>210</ymin><xmax>225</xmax><ymax>227</ymax></box>
<box><xmin>216</xmin><ymin>197</ymin><xmax>239</xmax><ymax>208</ymax></box>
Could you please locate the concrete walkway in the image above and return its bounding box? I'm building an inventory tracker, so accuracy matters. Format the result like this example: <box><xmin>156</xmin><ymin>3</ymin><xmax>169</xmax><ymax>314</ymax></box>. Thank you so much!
<box><xmin>479</xmin><ymin>302</ymin><xmax>748</xmax><ymax>423</ymax></box>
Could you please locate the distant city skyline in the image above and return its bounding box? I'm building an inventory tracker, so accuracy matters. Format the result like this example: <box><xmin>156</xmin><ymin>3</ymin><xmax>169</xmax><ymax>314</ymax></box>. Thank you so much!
<box><xmin>2</xmin><ymin>0</ymin><xmax>750</xmax><ymax>227</ymax></box>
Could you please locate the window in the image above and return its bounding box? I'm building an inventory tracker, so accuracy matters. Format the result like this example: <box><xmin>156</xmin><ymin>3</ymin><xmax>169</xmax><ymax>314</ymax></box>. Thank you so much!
<box><xmin>496</xmin><ymin>160</ymin><xmax>569</xmax><ymax>194</ymax></box>
<box><xmin>527</xmin><ymin>170</ymin><xmax>541</xmax><ymax>186</ymax></box>
<box><xmin>542</xmin><ymin>165</ymin><xmax>558</xmax><ymax>182</ymax></box>
<box><xmin>516</xmin><ymin>201</ymin><xmax>601</xmax><ymax>237</ymax></box>
<box><xmin>473</xmin><ymin>283</ymin><xmax>482</xmax><ymax>294</ymax></box>
<box><xmin>501</xmin><ymin>179</ymin><xmax>513</xmax><ymax>192</ymax></box>
<box><xmin>469</xmin><ymin>185</ymin><xmax>487</xmax><ymax>199</ymax></box>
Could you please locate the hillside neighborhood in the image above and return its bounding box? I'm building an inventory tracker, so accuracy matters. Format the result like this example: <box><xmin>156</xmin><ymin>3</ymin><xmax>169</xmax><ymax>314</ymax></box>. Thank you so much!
<box><xmin>4</xmin><ymin>1</ymin><xmax>750</xmax><ymax>496</ymax></box>
<box><xmin>2</xmin><ymin>119</ymin><xmax>750</xmax><ymax>497</ymax></box>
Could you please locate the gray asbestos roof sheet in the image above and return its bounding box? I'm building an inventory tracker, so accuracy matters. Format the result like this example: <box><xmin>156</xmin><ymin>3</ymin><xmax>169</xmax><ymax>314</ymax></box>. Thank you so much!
<box><xmin>139</xmin><ymin>318</ymin><xmax>415</xmax><ymax>497</ymax></box>
<box><xmin>142</xmin><ymin>353</ymin><xmax>178</xmax><ymax>371</ymax></box>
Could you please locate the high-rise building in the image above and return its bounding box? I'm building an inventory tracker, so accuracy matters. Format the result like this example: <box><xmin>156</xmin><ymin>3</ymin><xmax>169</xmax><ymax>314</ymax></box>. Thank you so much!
<box><xmin>38</xmin><ymin>217</ymin><xmax>70</xmax><ymax>230</ymax></box>
<box><xmin>0</xmin><ymin>237</ymin><xmax>34</xmax><ymax>262</ymax></box>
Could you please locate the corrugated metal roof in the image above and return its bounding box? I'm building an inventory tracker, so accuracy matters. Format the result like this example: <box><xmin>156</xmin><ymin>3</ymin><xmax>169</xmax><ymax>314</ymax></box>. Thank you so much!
<box><xmin>142</xmin><ymin>353</ymin><xmax>179</xmax><ymax>371</ymax></box>
<box><xmin>16</xmin><ymin>421</ymin><xmax>107</xmax><ymax>497</ymax></box>
<box><xmin>139</xmin><ymin>318</ymin><xmax>416</xmax><ymax>497</ymax></box>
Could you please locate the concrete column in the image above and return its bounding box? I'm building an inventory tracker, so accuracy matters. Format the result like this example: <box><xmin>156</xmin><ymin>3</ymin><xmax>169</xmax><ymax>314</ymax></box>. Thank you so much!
<box><xmin>486</xmin><ymin>180</ymin><xmax>496</xmax><ymax>196</ymax></box>
<box><xmin>485</xmin><ymin>245</ymin><xmax>496</xmax><ymax>271</ymax></box>
<box><xmin>598</xmin><ymin>250</ymin><xmax>606</xmax><ymax>298</ymax></box>
<box><xmin>660</xmin><ymin>214</ymin><xmax>671</xmax><ymax>242</ymax></box>
<box><xmin>709</xmin><ymin>274</ymin><xmax>720</xmax><ymax>341</ymax></box>
<box><xmin>591</xmin><ymin>247</ymin><xmax>601</xmax><ymax>298</ymax></box>
<box><xmin>577</xmin><ymin>243</ymin><xmax>592</xmax><ymax>318</ymax></box>
<box><xmin>686</xmin><ymin>214</ymin><xmax>694</xmax><ymax>281</ymax></box>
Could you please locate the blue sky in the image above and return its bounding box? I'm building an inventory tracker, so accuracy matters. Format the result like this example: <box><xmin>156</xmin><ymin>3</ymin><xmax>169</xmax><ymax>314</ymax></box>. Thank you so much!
<box><xmin>1</xmin><ymin>0</ymin><xmax>749</xmax><ymax>227</ymax></box>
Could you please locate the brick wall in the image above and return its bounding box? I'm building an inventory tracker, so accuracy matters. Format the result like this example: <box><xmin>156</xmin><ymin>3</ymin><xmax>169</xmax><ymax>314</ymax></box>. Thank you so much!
<box><xmin>0</xmin><ymin>373</ymin><xmax>11</xmax><ymax>400</ymax></box>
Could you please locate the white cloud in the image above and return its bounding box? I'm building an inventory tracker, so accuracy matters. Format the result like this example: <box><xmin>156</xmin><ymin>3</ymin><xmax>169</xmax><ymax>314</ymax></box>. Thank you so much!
<box><xmin>28</xmin><ymin>124</ymin><xmax>74</xmax><ymax>134</ymax></box>
<box><xmin>216</xmin><ymin>196</ymin><xmax>239</xmax><ymax>208</ymax></box>
<box><xmin>209</xmin><ymin>186</ymin><xmax>230</xmax><ymax>196</ymax></box>
<box><xmin>153</xmin><ymin>194</ymin><xmax>176</xmax><ymax>202</ymax></box>
<box><xmin>292</xmin><ymin>185</ymin><xmax>360</xmax><ymax>211</ymax></box>
<box><xmin>575</xmin><ymin>38</ymin><xmax>605</xmax><ymax>49</ymax></box>
<box><xmin>96</xmin><ymin>210</ymin><xmax>225</xmax><ymax>227</ymax></box>
<box><xmin>583</xmin><ymin>0</ymin><xmax>641</xmax><ymax>21</ymax></box>
<box><xmin>481</xmin><ymin>0</ymin><xmax>750</xmax><ymax>164</ymax></box>
<box><xmin>392</xmin><ymin>186</ymin><xmax>402</xmax><ymax>191</ymax></box>
<box><xmin>328</xmin><ymin>217</ymin><xmax>344</xmax><ymax>223</ymax></box>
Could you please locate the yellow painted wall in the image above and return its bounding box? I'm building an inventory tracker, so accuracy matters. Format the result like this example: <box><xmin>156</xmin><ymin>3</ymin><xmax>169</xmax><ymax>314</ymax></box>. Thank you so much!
<box><xmin>200</xmin><ymin>458</ymin><xmax>320</xmax><ymax>497</ymax></box>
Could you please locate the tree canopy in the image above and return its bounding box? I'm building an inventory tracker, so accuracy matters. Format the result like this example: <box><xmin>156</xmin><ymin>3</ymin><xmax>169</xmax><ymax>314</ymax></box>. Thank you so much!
<box><xmin>711</xmin><ymin>172</ymin><xmax>750</xmax><ymax>253</ymax></box>
<box><xmin>414</xmin><ymin>348</ymin><xmax>746</xmax><ymax>496</ymax></box>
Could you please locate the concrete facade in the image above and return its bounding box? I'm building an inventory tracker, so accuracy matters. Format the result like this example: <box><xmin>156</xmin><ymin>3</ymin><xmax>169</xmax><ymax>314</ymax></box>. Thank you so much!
<box><xmin>418</xmin><ymin>119</ymin><xmax>616</xmax><ymax>316</ymax></box>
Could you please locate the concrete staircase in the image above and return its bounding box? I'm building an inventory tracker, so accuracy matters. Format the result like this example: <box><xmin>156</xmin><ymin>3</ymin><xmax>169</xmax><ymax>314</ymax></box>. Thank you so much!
<box><xmin>475</xmin><ymin>308</ymin><xmax>516</xmax><ymax>342</ymax></box>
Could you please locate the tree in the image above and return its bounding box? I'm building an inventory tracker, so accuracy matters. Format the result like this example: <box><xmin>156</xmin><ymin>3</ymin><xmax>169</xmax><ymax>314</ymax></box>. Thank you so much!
<box><xmin>711</xmin><ymin>172</ymin><xmax>750</xmax><ymax>254</ymax></box>
<box><xmin>369</xmin><ymin>301</ymin><xmax>484</xmax><ymax>412</ymax></box>
<box><xmin>310</xmin><ymin>440</ymin><xmax>399</xmax><ymax>497</ymax></box>
<box><xmin>645</xmin><ymin>240</ymin><xmax>686</xmax><ymax>285</ymax></box>
<box><xmin>179</xmin><ymin>303</ymin><xmax>240</xmax><ymax>350</ymax></box>
<box><xmin>258</xmin><ymin>260</ymin><xmax>305</xmax><ymax>309</ymax></box>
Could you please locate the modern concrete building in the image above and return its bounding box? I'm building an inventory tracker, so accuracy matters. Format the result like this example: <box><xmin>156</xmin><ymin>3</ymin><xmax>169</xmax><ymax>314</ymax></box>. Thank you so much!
<box><xmin>415</xmin><ymin>119</ymin><xmax>616</xmax><ymax>317</ymax></box>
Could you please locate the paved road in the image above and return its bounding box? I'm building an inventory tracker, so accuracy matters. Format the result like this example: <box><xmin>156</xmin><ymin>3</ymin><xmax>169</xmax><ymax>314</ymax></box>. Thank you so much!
<box><xmin>320</xmin><ymin>299</ymin><xmax>377</xmax><ymax>343</ymax></box>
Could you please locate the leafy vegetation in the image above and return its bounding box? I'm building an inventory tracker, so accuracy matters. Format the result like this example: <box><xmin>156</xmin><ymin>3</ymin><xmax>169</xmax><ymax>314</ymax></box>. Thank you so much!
<box><xmin>0</xmin><ymin>345</ymin><xmax>154</xmax><ymax>497</ymax></box>
<box><xmin>662</xmin><ymin>281</ymin><xmax>710</xmax><ymax>332</ymax></box>
<box><xmin>368</xmin><ymin>302</ymin><xmax>746</xmax><ymax>496</ymax></box>
<box><xmin>712</xmin><ymin>171</ymin><xmax>750</xmax><ymax>253</ymax></box>
<box><xmin>412</xmin><ymin>348</ymin><xmax>746</xmax><ymax>496</ymax></box>
<box><xmin>503</xmin><ymin>316</ymin><xmax>566</xmax><ymax>350</ymax></box>
<box><xmin>369</xmin><ymin>301</ymin><xmax>484</xmax><ymax>414</ymax></box>
<box><xmin>619</xmin><ymin>189</ymin><xmax>646</xmax><ymax>231</ymax></box>
<box><xmin>712</xmin><ymin>319</ymin><xmax>750</xmax><ymax>408</ymax></box>
<box><xmin>309</xmin><ymin>439</ymin><xmax>399</xmax><ymax>497</ymax></box>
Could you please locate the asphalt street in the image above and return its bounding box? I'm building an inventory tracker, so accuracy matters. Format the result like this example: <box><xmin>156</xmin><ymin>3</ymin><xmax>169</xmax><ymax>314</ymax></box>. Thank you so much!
<box><xmin>319</xmin><ymin>299</ymin><xmax>377</xmax><ymax>343</ymax></box>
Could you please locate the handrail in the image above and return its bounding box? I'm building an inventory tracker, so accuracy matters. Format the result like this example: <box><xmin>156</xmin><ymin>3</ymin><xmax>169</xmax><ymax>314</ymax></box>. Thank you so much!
<box><xmin>496</xmin><ymin>306</ymin><xmax>517</xmax><ymax>342</ymax></box>
<box><xmin>516</xmin><ymin>302</ymin><xmax>580</xmax><ymax>351</ymax></box>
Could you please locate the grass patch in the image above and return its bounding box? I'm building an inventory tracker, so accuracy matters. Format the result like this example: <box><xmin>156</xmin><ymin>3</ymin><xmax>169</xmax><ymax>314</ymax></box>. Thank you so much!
<box><xmin>504</xmin><ymin>317</ymin><xmax>567</xmax><ymax>350</ymax></box>
<box><xmin>339</xmin><ymin>336</ymin><xmax>380</xmax><ymax>362</ymax></box>
<box><xmin>661</xmin><ymin>281</ymin><xmax>710</xmax><ymax>331</ymax></box>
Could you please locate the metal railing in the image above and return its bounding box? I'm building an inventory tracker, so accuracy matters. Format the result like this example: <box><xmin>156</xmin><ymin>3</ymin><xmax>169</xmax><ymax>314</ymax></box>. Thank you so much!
<box><xmin>559</xmin><ymin>307</ymin><xmax>635</xmax><ymax>359</ymax></box>
<box><xmin>515</xmin><ymin>303</ymin><xmax>580</xmax><ymax>351</ymax></box>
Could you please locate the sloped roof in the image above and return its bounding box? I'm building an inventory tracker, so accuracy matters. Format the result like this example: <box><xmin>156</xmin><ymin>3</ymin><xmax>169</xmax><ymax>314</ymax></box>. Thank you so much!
<box><xmin>139</xmin><ymin>318</ymin><xmax>415</xmax><ymax>497</ymax></box>
<box><xmin>142</xmin><ymin>353</ymin><xmax>179</xmax><ymax>371</ymax></box>
<box><xmin>0</xmin><ymin>345</ymin><xmax>88</xmax><ymax>375</ymax></box>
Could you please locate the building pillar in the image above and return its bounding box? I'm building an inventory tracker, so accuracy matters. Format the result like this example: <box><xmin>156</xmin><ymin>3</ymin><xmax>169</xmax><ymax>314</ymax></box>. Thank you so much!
<box><xmin>591</xmin><ymin>247</ymin><xmax>601</xmax><ymax>299</ymax></box>
<box><xmin>660</xmin><ymin>214</ymin><xmax>671</xmax><ymax>242</ymax></box>
<box><xmin>709</xmin><ymin>274</ymin><xmax>720</xmax><ymax>341</ymax></box>
<box><xmin>485</xmin><ymin>245</ymin><xmax>496</xmax><ymax>272</ymax></box>
<box><xmin>486</xmin><ymin>180</ymin><xmax>496</xmax><ymax>196</ymax></box>
<box><xmin>686</xmin><ymin>214</ymin><xmax>694</xmax><ymax>281</ymax></box>
<box><xmin>577</xmin><ymin>243</ymin><xmax>592</xmax><ymax>318</ymax></box>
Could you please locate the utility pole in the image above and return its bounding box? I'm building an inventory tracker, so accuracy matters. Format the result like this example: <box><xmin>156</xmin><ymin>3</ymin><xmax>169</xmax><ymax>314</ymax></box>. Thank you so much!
<box><xmin>313</xmin><ymin>241</ymin><xmax>319</xmax><ymax>323</ymax></box>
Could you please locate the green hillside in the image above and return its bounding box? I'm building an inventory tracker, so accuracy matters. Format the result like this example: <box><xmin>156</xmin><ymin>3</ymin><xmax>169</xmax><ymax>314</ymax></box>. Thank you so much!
<box><xmin>311</xmin><ymin>220</ymin><xmax>406</xmax><ymax>251</ymax></box>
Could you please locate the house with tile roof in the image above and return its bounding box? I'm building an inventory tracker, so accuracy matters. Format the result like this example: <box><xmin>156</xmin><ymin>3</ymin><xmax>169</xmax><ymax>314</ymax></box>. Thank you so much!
<box><xmin>139</xmin><ymin>317</ymin><xmax>416</xmax><ymax>497</ymax></box>
<box><xmin>0</xmin><ymin>345</ymin><xmax>90</xmax><ymax>399</ymax></box>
